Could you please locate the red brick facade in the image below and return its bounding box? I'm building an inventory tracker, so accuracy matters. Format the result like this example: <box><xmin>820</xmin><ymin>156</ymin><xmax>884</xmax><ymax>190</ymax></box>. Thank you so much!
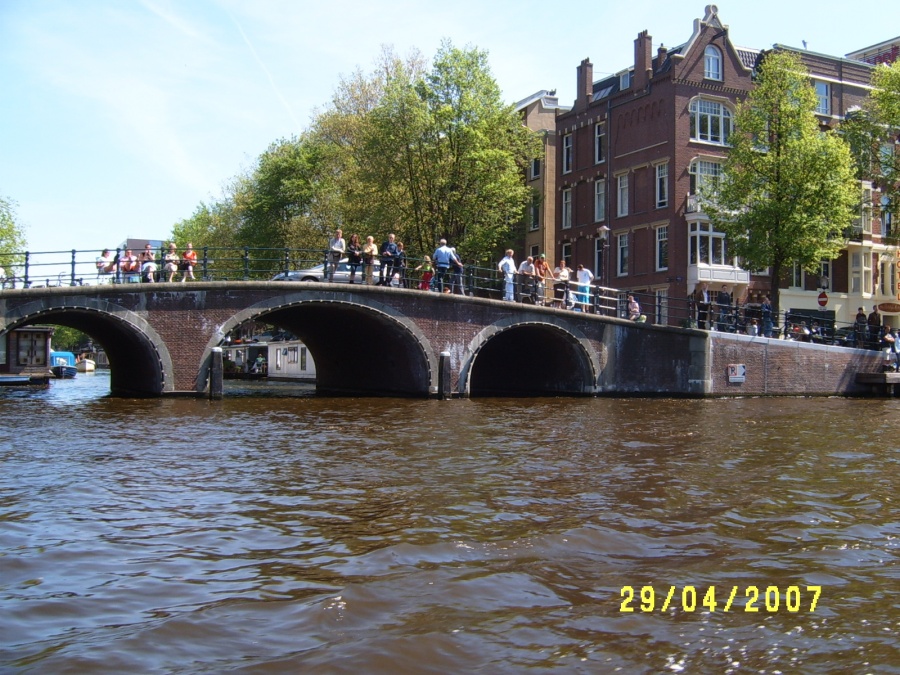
<box><xmin>552</xmin><ymin>6</ymin><xmax>881</xmax><ymax>328</ymax></box>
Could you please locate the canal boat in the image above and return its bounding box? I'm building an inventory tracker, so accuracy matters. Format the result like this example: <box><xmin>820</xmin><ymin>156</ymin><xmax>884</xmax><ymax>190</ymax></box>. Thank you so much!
<box><xmin>50</xmin><ymin>351</ymin><xmax>78</xmax><ymax>379</ymax></box>
<box><xmin>76</xmin><ymin>358</ymin><xmax>96</xmax><ymax>373</ymax></box>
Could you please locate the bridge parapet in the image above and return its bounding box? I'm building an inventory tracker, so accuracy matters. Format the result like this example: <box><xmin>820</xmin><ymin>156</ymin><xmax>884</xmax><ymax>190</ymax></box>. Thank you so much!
<box><xmin>1</xmin><ymin>282</ymin><xmax>707</xmax><ymax>397</ymax></box>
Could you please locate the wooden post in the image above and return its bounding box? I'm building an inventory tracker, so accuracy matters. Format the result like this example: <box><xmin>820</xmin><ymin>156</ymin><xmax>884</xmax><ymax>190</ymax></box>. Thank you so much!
<box><xmin>439</xmin><ymin>351</ymin><xmax>451</xmax><ymax>400</ymax></box>
<box><xmin>210</xmin><ymin>347</ymin><xmax>223</xmax><ymax>400</ymax></box>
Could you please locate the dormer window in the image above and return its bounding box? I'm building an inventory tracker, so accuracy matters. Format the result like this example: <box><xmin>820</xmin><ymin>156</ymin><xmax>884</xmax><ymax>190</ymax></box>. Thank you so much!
<box><xmin>619</xmin><ymin>70</ymin><xmax>631</xmax><ymax>90</ymax></box>
<box><xmin>704</xmin><ymin>45</ymin><xmax>722</xmax><ymax>81</ymax></box>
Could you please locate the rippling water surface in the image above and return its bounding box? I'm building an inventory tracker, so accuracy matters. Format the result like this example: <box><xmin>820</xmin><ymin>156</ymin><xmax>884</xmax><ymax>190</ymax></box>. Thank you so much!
<box><xmin>1</xmin><ymin>373</ymin><xmax>898</xmax><ymax>673</ymax></box>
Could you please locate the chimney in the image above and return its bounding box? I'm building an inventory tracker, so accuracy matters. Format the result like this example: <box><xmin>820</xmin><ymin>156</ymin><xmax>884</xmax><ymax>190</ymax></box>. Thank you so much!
<box><xmin>634</xmin><ymin>30</ymin><xmax>653</xmax><ymax>90</ymax></box>
<box><xmin>576</xmin><ymin>58</ymin><xmax>593</xmax><ymax>110</ymax></box>
<box><xmin>657</xmin><ymin>43</ymin><xmax>668</xmax><ymax>66</ymax></box>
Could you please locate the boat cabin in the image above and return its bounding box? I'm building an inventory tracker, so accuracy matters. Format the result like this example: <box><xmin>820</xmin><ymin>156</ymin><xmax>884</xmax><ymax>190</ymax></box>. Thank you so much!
<box><xmin>0</xmin><ymin>326</ymin><xmax>53</xmax><ymax>384</ymax></box>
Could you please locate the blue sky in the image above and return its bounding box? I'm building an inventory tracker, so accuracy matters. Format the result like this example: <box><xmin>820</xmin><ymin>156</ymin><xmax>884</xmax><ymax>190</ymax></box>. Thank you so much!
<box><xmin>1</xmin><ymin>0</ymin><xmax>897</xmax><ymax>257</ymax></box>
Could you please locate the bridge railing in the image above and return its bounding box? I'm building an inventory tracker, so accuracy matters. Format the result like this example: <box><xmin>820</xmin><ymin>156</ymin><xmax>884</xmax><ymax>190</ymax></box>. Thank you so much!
<box><xmin>14</xmin><ymin>247</ymin><xmax>877</xmax><ymax>339</ymax></box>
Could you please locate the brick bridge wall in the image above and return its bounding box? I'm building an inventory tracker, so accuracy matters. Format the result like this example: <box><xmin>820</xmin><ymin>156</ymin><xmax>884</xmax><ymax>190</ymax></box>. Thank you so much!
<box><xmin>0</xmin><ymin>283</ymin><xmax>886</xmax><ymax>397</ymax></box>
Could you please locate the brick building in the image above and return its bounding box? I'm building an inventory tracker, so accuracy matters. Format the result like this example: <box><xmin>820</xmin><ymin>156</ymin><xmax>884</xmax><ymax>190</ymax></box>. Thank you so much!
<box><xmin>551</xmin><ymin>5</ymin><xmax>889</xmax><ymax>328</ymax></box>
<box><xmin>515</xmin><ymin>90</ymin><xmax>569</xmax><ymax>263</ymax></box>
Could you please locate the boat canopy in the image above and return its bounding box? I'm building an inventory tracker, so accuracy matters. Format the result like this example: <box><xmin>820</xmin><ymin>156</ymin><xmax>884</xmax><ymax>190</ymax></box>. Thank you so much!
<box><xmin>50</xmin><ymin>351</ymin><xmax>76</xmax><ymax>367</ymax></box>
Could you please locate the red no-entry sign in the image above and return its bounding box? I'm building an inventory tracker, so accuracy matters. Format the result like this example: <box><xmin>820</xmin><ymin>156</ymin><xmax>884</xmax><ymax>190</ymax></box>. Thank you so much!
<box><xmin>818</xmin><ymin>292</ymin><xmax>828</xmax><ymax>307</ymax></box>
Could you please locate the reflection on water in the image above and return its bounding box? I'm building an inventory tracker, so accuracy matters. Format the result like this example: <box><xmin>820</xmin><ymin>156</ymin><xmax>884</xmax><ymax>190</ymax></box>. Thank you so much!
<box><xmin>1</xmin><ymin>374</ymin><xmax>898</xmax><ymax>673</ymax></box>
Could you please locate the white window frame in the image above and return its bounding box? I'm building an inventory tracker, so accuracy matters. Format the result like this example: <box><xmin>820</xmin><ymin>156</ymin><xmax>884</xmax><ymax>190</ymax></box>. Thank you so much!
<box><xmin>689</xmin><ymin>159</ymin><xmax>723</xmax><ymax>195</ymax></box>
<box><xmin>819</xmin><ymin>260</ymin><xmax>832</xmax><ymax>291</ymax></box>
<box><xmin>617</xmin><ymin>233</ymin><xmax>629</xmax><ymax>276</ymax></box>
<box><xmin>790</xmin><ymin>261</ymin><xmax>804</xmax><ymax>289</ymax></box>
<box><xmin>704</xmin><ymin>45</ymin><xmax>722</xmax><ymax>81</ymax></box>
<box><xmin>689</xmin><ymin>98</ymin><xmax>733</xmax><ymax>145</ymax></box>
<box><xmin>656</xmin><ymin>225</ymin><xmax>668</xmax><ymax>271</ymax></box>
<box><xmin>561</xmin><ymin>242</ymin><xmax>572</xmax><ymax>267</ymax></box>
<box><xmin>594</xmin><ymin>124</ymin><xmax>605</xmax><ymax>164</ymax></box>
<box><xmin>530</xmin><ymin>158</ymin><xmax>541</xmax><ymax>180</ymax></box>
<box><xmin>655</xmin><ymin>162</ymin><xmax>668</xmax><ymax>208</ymax></box>
<box><xmin>562</xmin><ymin>188</ymin><xmax>572</xmax><ymax>229</ymax></box>
<box><xmin>619</xmin><ymin>70</ymin><xmax>631</xmax><ymax>90</ymax></box>
<box><xmin>689</xmin><ymin>222</ymin><xmax>731</xmax><ymax>266</ymax></box>
<box><xmin>655</xmin><ymin>288</ymin><xmax>669</xmax><ymax>325</ymax></box>
<box><xmin>617</xmin><ymin>173</ymin><xmax>629</xmax><ymax>217</ymax></box>
<box><xmin>562</xmin><ymin>133</ymin><xmax>573</xmax><ymax>174</ymax></box>
<box><xmin>861</xmin><ymin>183</ymin><xmax>873</xmax><ymax>234</ymax></box>
<box><xmin>594</xmin><ymin>180</ymin><xmax>606</xmax><ymax>222</ymax></box>
<box><xmin>850</xmin><ymin>250</ymin><xmax>872</xmax><ymax>295</ymax></box>
<box><xmin>529</xmin><ymin>197</ymin><xmax>540</xmax><ymax>231</ymax></box>
<box><xmin>814</xmin><ymin>81</ymin><xmax>830</xmax><ymax>115</ymax></box>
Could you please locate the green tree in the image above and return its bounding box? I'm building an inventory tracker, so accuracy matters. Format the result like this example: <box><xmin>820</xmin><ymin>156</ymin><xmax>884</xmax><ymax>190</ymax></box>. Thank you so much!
<box><xmin>229</xmin><ymin>134</ymin><xmax>342</xmax><ymax>273</ymax></box>
<box><xmin>355</xmin><ymin>42</ymin><xmax>542</xmax><ymax>261</ymax></box>
<box><xmin>310</xmin><ymin>47</ymin><xmax>428</xmax><ymax>246</ymax></box>
<box><xmin>704</xmin><ymin>50</ymin><xmax>858</xmax><ymax>320</ymax></box>
<box><xmin>0</xmin><ymin>194</ymin><xmax>28</xmax><ymax>275</ymax></box>
<box><xmin>171</xmin><ymin>198</ymin><xmax>239</xmax><ymax>250</ymax></box>
<box><xmin>843</xmin><ymin>61</ymin><xmax>900</xmax><ymax>222</ymax></box>
<box><xmin>48</xmin><ymin>326</ymin><xmax>88</xmax><ymax>351</ymax></box>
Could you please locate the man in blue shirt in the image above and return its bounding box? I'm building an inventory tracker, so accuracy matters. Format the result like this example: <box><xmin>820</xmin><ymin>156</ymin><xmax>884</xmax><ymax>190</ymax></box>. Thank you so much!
<box><xmin>432</xmin><ymin>239</ymin><xmax>457</xmax><ymax>293</ymax></box>
<box><xmin>378</xmin><ymin>233</ymin><xmax>399</xmax><ymax>286</ymax></box>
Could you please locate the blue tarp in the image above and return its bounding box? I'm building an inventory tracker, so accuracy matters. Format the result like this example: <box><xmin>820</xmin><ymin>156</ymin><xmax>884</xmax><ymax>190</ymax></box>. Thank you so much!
<box><xmin>50</xmin><ymin>351</ymin><xmax>76</xmax><ymax>367</ymax></box>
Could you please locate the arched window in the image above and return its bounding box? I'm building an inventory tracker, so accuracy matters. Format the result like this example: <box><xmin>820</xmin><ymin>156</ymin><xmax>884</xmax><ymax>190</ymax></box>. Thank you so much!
<box><xmin>689</xmin><ymin>98</ymin><xmax>733</xmax><ymax>144</ymax></box>
<box><xmin>704</xmin><ymin>45</ymin><xmax>722</xmax><ymax>80</ymax></box>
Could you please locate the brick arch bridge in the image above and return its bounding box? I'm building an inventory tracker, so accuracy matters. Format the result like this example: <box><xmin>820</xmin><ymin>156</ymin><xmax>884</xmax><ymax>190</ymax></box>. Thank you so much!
<box><xmin>0</xmin><ymin>283</ymin><xmax>709</xmax><ymax>398</ymax></box>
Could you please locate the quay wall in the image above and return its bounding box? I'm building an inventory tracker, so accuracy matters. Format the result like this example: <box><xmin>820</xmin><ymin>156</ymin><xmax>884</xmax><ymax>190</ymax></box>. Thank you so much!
<box><xmin>707</xmin><ymin>332</ymin><xmax>885</xmax><ymax>396</ymax></box>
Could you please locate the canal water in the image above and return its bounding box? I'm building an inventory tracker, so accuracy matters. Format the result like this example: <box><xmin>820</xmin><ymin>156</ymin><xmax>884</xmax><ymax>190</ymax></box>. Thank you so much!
<box><xmin>1</xmin><ymin>373</ymin><xmax>898</xmax><ymax>673</ymax></box>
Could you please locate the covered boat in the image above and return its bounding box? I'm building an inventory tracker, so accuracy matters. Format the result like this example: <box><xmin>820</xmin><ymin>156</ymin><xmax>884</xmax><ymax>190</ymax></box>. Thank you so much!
<box><xmin>50</xmin><ymin>351</ymin><xmax>77</xmax><ymax>379</ymax></box>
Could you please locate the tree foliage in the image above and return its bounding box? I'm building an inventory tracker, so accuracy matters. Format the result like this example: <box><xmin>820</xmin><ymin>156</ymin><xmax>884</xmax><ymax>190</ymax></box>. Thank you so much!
<box><xmin>843</xmin><ymin>61</ymin><xmax>900</xmax><ymax>215</ymax></box>
<box><xmin>0</xmin><ymin>194</ymin><xmax>28</xmax><ymax>272</ymax></box>
<box><xmin>704</xmin><ymin>50</ymin><xmax>858</xmax><ymax>318</ymax></box>
<box><xmin>171</xmin><ymin>198</ymin><xmax>239</xmax><ymax>251</ymax></box>
<box><xmin>169</xmin><ymin>43</ymin><xmax>541</xmax><ymax>266</ymax></box>
<box><xmin>354</xmin><ymin>42</ymin><xmax>541</xmax><ymax>261</ymax></box>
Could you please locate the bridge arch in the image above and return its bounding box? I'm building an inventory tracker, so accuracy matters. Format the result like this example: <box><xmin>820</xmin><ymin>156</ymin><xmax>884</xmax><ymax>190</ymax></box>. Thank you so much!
<box><xmin>0</xmin><ymin>297</ymin><xmax>172</xmax><ymax>396</ymax></box>
<box><xmin>459</xmin><ymin>318</ymin><xmax>601</xmax><ymax>397</ymax></box>
<box><xmin>202</xmin><ymin>292</ymin><xmax>437</xmax><ymax>396</ymax></box>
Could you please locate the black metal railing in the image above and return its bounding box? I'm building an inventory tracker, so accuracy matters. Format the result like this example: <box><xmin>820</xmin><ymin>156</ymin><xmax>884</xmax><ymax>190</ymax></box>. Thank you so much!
<box><xmin>0</xmin><ymin>246</ymin><xmax>889</xmax><ymax>345</ymax></box>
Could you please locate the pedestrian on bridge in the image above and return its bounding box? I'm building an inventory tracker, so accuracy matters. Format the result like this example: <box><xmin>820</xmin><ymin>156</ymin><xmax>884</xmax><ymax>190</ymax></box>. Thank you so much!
<box><xmin>163</xmin><ymin>243</ymin><xmax>180</xmax><ymax>282</ymax></box>
<box><xmin>362</xmin><ymin>236</ymin><xmax>378</xmax><ymax>285</ymax></box>
<box><xmin>120</xmin><ymin>249</ymin><xmax>139</xmax><ymax>283</ymax></box>
<box><xmin>140</xmin><ymin>244</ymin><xmax>158</xmax><ymax>282</ymax></box>
<box><xmin>95</xmin><ymin>249</ymin><xmax>116</xmax><ymax>284</ymax></box>
<box><xmin>498</xmin><ymin>250</ymin><xmax>517</xmax><ymax>301</ymax></box>
<box><xmin>576</xmin><ymin>264</ymin><xmax>594</xmax><ymax>311</ymax></box>
<box><xmin>379</xmin><ymin>233</ymin><xmax>398</xmax><ymax>286</ymax></box>
<box><xmin>181</xmin><ymin>243</ymin><xmax>198</xmax><ymax>282</ymax></box>
<box><xmin>432</xmin><ymin>239</ymin><xmax>455</xmax><ymax>293</ymax></box>
<box><xmin>347</xmin><ymin>233</ymin><xmax>362</xmax><ymax>283</ymax></box>
<box><xmin>533</xmin><ymin>254</ymin><xmax>550</xmax><ymax>305</ymax></box>
<box><xmin>327</xmin><ymin>229</ymin><xmax>346</xmax><ymax>282</ymax></box>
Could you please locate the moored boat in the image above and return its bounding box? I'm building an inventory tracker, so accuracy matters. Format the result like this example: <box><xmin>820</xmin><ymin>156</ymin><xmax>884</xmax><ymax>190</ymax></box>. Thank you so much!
<box><xmin>76</xmin><ymin>358</ymin><xmax>96</xmax><ymax>373</ymax></box>
<box><xmin>50</xmin><ymin>351</ymin><xmax>78</xmax><ymax>379</ymax></box>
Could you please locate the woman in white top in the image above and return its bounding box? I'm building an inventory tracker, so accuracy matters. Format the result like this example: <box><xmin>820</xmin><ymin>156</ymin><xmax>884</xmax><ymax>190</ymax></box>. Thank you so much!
<box><xmin>553</xmin><ymin>260</ymin><xmax>571</xmax><ymax>307</ymax></box>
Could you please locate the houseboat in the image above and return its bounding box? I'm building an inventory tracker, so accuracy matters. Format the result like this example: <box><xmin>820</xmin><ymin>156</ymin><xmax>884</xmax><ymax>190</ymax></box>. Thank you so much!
<box><xmin>0</xmin><ymin>326</ymin><xmax>53</xmax><ymax>386</ymax></box>
<box><xmin>266</xmin><ymin>339</ymin><xmax>316</xmax><ymax>382</ymax></box>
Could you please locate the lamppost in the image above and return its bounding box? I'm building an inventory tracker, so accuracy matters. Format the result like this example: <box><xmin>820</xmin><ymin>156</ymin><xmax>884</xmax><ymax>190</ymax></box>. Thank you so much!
<box><xmin>596</xmin><ymin>225</ymin><xmax>610</xmax><ymax>314</ymax></box>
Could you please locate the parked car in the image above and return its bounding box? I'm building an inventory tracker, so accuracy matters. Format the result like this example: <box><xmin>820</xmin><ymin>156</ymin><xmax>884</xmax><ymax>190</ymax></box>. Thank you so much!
<box><xmin>271</xmin><ymin>258</ymin><xmax>383</xmax><ymax>283</ymax></box>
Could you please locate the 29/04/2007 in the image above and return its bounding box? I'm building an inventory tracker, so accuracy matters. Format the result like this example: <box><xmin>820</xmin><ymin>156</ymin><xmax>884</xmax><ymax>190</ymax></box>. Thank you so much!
<box><xmin>619</xmin><ymin>585</ymin><xmax>822</xmax><ymax>613</ymax></box>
